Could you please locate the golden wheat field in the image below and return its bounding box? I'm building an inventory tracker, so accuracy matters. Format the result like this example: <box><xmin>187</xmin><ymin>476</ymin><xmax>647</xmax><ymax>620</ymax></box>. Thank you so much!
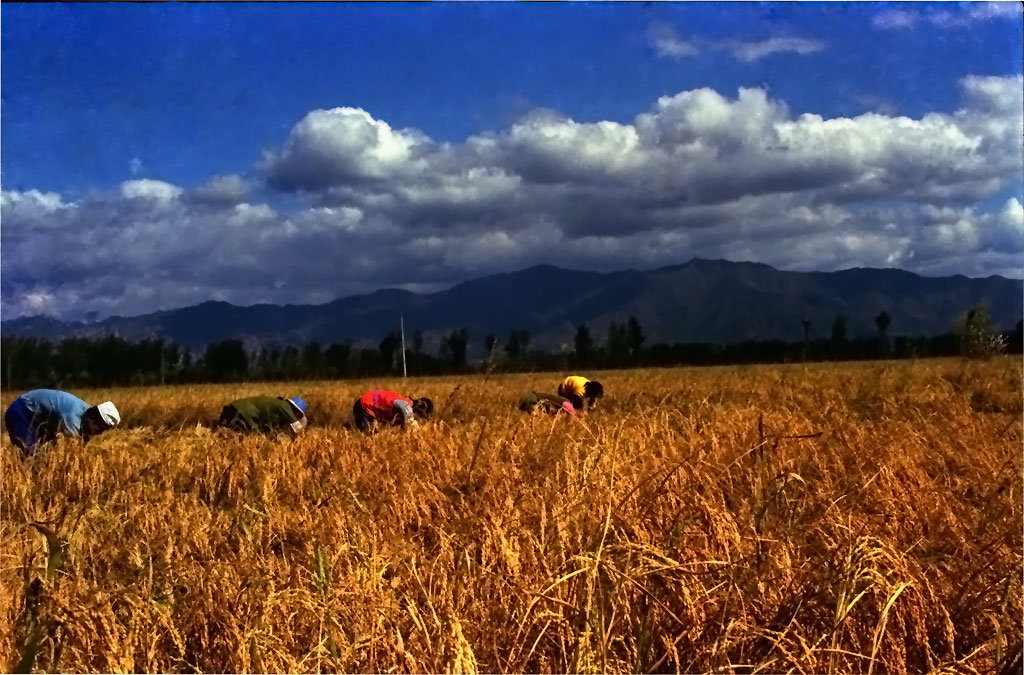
<box><xmin>1</xmin><ymin>358</ymin><xmax>1021</xmax><ymax>674</ymax></box>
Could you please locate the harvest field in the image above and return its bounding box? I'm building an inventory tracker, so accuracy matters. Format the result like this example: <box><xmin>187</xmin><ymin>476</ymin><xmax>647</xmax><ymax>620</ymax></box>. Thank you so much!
<box><xmin>1</xmin><ymin>358</ymin><xmax>1021</xmax><ymax>673</ymax></box>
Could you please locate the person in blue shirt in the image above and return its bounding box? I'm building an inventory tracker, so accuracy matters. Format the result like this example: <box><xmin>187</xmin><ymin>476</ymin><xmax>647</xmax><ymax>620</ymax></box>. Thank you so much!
<box><xmin>4</xmin><ymin>389</ymin><xmax>121</xmax><ymax>456</ymax></box>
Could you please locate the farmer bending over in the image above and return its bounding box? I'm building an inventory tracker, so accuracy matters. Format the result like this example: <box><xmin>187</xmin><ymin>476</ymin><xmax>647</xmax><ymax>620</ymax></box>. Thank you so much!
<box><xmin>217</xmin><ymin>396</ymin><xmax>308</xmax><ymax>435</ymax></box>
<box><xmin>353</xmin><ymin>390</ymin><xmax>433</xmax><ymax>432</ymax></box>
<box><xmin>558</xmin><ymin>375</ymin><xmax>605</xmax><ymax>411</ymax></box>
<box><xmin>5</xmin><ymin>389</ymin><xmax>120</xmax><ymax>456</ymax></box>
<box><xmin>518</xmin><ymin>391</ymin><xmax>576</xmax><ymax>416</ymax></box>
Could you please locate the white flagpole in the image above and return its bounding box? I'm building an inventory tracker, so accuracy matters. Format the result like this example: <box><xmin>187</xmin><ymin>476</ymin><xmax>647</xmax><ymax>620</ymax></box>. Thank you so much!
<box><xmin>400</xmin><ymin>312</ymin><xmax>408</xmax><ymax>378</ymax></box>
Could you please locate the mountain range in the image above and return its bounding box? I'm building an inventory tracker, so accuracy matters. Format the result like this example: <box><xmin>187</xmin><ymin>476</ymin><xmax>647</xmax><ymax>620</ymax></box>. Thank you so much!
<box><xmin>3</xmin><ymin>259</ymin><xmax>1021</xmax><ymax>352</ymax></box>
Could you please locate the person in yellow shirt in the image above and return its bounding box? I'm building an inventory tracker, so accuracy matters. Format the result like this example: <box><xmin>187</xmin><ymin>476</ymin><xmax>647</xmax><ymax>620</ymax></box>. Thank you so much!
<box><xmin>557</xmin><ymin>375</ymin><xmax>604</xmax><ymax>411</ymax></box>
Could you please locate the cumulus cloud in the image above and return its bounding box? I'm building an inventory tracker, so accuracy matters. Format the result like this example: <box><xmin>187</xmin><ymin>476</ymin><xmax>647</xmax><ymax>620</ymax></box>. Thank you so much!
<box><xmin>1</xmin><ymin>189</ymin><xmax>67</xmax><ymax>217</ymax></box>
<box><xmin>189</xmin><ymin>174</ymin><xmax>250</xmax><ymax>205</ymax></box>
<box><xmin>3</xmin><ymin>74</ymin><xmax>1022</xmax><ymax>320</ymax></box>
<box><xmin>986</xmin><ymin>197</ymin><xmax>1024</xmax><ymax>254</ymax></box>
<box><xmin>260</xmin><ymin>107</ymin><xmax>431</xmax><ymax>190</ymax></box>
<box><xmin>503</xmin><ymin>111</ymin><xmax>644</xmax><ymax>183</ymax></box>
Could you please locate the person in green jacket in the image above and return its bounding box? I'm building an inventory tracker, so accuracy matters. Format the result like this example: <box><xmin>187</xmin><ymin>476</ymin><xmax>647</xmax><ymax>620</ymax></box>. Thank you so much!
<box><xmin>216</xmin><ymin>396</ymin><xmax>308</xmax><ymax>435</ymax></box>
<box><xmin>518</xmin><ymin>391</ymin><xmax>577</xmax><ymax>416</ymax></box>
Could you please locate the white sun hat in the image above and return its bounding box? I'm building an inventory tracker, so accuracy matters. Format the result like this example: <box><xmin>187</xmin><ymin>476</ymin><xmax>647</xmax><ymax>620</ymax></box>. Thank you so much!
<box><xmin>96</xmin><ymin>401</ymin><xmax>121</xmax><ymax>427</ymax></box>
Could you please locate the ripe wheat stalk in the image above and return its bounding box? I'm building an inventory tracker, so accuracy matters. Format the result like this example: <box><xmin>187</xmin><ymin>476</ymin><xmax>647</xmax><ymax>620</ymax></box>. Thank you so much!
<box><xmin>0</xmin><ymin>358</ymin><xmax>1020</xmax><ymax>673</ymax></box>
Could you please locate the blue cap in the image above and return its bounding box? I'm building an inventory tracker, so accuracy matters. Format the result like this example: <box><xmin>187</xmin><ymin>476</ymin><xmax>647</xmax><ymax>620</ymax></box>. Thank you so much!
<box><xmin>288</xmin><ymin>397</ymin><xmax>308</xmax><ymax>414</ymax></box>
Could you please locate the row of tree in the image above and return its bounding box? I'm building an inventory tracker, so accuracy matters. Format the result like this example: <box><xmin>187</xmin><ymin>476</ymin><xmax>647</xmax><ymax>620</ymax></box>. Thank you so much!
<box><xmin>2</xmin><ymin>309</ymin><xmax>1020</xmax><ymax>389</ymax></box>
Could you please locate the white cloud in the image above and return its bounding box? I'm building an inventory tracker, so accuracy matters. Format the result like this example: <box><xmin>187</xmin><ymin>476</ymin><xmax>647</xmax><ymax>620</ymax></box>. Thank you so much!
<box><xmin>22</xmin><ymin>289</ymin><xmax>60</xmax><ymax>315</ymax></box>
<box><xmin>395</xmin><ymin>168</ymin><xmax>521</xmax><ymax>208</ymax></box>
<box><xmin>0</xmin><ymin>189</ymin><xmax>67</xmax><ymax>217</ymax></box>
<box><xmin>725</xmin><ymin>37</ymin><xmax>826</xmax><ymax>62</ymax></box>
<box><xmin>648</xmin><ymin>22</ymin><xmax>824</xmax><ymax>63</ymax></box>
<box><xmin>190</xmin><ymin>174</ymin><xmax>249</xmax><ymax>205</ymax></box>
<box><xmin>503</xmin><ymin>112</ymin><xmax>645</xmax><ymax>181</ymax></box>
<box><xmin>959</xmin><ymin>73</ymin><xmax>1024</xmax><ymax>115</ymax></box>
<box><xmin>971</xmin><ymin>2</ymin><xmax>1022</xmax><ymax>20</ymax></box>
<box><xmin>1001</xmin><ymin>197</ymin><xmax>1024</xmax><ymax>228</ymax></box>
<box><xmin>985</xmin><ymin>197</ymin><xmax>1024</xmax><ymax>253</ymax></box>
<box><xmin>261</xmin><ymin>107</ymin><xmax>431</xmax><ymax>189</ymax></box>
<box><xmin>872</xmin><ymin>9</ymin><xmax>917</xmax><ymax>30</ymax></box>
<box><xmin>227</xmin><ymin>203</ymin><xmax>277</xmax><ymax>227</ymax></box>
<box><xmin>286</xmin><ymin>205</ymin><xmax>365</xmax><ymax>235</ymax></box>
<box><xmin>648</xmin><ymin>22</ymin><xmax>698</xmax><ymax>60</ymax></box>
<box><xmin>636</xmin><ymin>86</ymin><xmax>788</xmax><ymax>150</ymax></box>
<box><xmin>874</xmin><ymin>2</ymin><xmax>1021</xmax><ymax>29</ymax></box>
<box><xmin>119</xmin><ymin>179</ymin><xmax>183</xmax><ymax>202</ymax></box>
<box><xmin>3</xmin><ymin>74</ymin><xmax>1022</xmax><ymax>320</ymax></box>
<box><xmin>931</xmin><ymin>2</ymin><xmax>1021</xmax><ymax>28</ymax></box>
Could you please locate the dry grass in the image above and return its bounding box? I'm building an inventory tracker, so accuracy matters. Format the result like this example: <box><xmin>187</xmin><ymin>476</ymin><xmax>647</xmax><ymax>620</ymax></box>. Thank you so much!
<box><xmin>1</xmin><ymin>358</ymin><xmax>1021</xmax><ymax>673</ymax></box>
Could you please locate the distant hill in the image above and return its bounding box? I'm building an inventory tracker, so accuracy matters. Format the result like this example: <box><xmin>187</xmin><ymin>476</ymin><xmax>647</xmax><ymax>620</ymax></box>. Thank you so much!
<box><xmin>3</xmin><ymin>259</ymin><xmax>1021</xmax><ymax>352</ymax></box>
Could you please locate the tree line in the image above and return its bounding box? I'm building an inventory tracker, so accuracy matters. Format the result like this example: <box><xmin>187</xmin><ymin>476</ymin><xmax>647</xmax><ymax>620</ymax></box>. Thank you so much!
<box><xmin>2</xmin><ymin>307</ymin><xmax>1020</xmax><ymax>389</ymax></box>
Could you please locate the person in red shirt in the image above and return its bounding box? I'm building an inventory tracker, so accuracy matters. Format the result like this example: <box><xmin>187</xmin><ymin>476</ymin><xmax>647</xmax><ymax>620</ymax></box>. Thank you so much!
<box><xmin>353</xmin><ymin>390</ymin><xmax>433</xmax><ymax>432</ymax></box>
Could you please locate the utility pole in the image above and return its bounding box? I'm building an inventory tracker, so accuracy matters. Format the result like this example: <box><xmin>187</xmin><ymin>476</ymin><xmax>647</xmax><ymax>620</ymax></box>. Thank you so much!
<box><xmin>400</xmin><ymin>312</ymin><xmax>408</xmax><ymax>378</ymax></box>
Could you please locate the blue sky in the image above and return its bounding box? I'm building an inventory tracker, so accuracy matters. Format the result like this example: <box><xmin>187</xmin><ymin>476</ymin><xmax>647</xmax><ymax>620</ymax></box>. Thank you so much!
<box><xmin>2</xmin><ymin>2</ymin><xmax>1022</xmax><ymax>319</ymax></box>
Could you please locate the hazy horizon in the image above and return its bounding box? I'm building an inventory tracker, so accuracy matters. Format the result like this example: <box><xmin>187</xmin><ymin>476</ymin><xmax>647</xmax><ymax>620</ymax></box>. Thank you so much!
<box><xmin>4</xmin><ymin>256</ymin><xmax>1021</xmax><ymax>324</ymax></box>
